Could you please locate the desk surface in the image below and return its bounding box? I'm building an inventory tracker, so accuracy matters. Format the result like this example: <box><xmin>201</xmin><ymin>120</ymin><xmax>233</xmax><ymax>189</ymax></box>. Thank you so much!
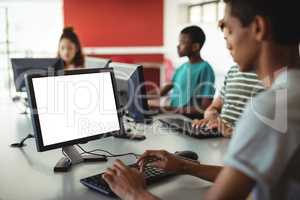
<box><xmin>0</xmin><ymin>100</ymin><xmax>229</xmax><ymax>200</ymax></box>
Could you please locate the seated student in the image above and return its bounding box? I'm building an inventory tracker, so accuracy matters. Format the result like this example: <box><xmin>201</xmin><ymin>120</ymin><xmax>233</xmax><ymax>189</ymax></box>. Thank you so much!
<box><xmin>57</xmin><ymin>26</ymin><xmax>85</xmax><ymax>69</ymax></box>
<box><xmin>193</xmin><ymin>65</ymin><xmax>265</xmax><ymax>137</ymax></box>
<box><xmin>102</xmin><ymin>0</ymin><xmax>300</xmax><ymax>199</ymax></box>
<box><xmin>149</xmin><ymin>26</ymin><xmax>215</xmax><ymax>117</ymax></box>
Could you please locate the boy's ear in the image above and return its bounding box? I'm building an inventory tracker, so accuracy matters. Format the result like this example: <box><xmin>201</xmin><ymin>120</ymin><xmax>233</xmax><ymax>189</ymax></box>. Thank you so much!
<box><xmin>192</xmin><ymin>43</ymin><xmax>201</xmax><ymax>52</ymax></box>
<box><xmin>252</xmin><ymin>16</ymin><xmax>270</xmax><ymax>42</ymax></box>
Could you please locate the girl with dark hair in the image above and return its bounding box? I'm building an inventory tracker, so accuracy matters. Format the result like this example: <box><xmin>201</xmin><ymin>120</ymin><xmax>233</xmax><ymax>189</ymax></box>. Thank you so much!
<box><xmin>58</xmin><ymin>26</ymin><xmax>85</xmax><ymax>69</ymax></box>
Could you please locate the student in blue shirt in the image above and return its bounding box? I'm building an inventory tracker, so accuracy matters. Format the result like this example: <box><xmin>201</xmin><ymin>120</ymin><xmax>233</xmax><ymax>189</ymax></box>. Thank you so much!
<box><xmin>149</xmin><ymin>26</ymin><xmax>215</xmax><ymax>116</ymax></box>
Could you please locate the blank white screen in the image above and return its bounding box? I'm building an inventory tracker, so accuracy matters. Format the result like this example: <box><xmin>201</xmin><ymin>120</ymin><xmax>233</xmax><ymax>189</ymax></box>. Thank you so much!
<box><xmin>32</xmin><ymin>72</ymin><xmax>120</xmax><ymax>146</ymax></box>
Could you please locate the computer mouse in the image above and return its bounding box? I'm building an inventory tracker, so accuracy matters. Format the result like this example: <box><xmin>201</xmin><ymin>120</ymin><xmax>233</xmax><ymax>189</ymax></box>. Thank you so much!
<box><xmin>174</xmin><ymin>150</ymin><xmax>198</xmax><ymax>160</ymax></box>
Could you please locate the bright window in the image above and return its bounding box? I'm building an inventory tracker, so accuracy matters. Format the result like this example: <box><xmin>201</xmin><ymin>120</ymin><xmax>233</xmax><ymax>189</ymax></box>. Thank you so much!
<box><xmin>0</xmin><ymin>1</ymin><xmax>63</xmax><ymax>97</ymax></box>
<box><xmin>189</xmin><ymin>1</ymin><xmax>223</xmax><ymax>24</ymax></box>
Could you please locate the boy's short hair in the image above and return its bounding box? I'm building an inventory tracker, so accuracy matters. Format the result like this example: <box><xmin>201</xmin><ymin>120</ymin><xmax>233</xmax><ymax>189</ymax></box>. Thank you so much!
<box><xmin>223</xmin><ymin>0</ymin><xmax>300</xmax><ymax>45</ymax></box>
<box><xmin>181</xmin><ymin>25</ymin><xmax>206</xmax><ymax>48</ymax></box>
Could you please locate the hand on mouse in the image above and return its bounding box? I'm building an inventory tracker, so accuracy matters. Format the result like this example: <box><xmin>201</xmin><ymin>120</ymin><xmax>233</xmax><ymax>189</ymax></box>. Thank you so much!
<box><xmin>137</xmin><ymin>150</ymin><xmax>185</xmax><ymax>173</ymax></box>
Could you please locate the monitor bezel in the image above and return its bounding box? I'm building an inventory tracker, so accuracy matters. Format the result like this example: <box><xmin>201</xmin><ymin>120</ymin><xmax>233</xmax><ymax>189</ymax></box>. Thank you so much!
<box><xmin>25</xmin><ymin>68</ymin><xmax>123</xmax><ymax>152</ymax></box>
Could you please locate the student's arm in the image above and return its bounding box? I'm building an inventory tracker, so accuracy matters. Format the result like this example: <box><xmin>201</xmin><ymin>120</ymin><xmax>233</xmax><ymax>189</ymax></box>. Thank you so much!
<box><xmin>138</xmin><ymin>151</ymin><xmax>253</xmax><ymax>199</ymax></box>
<box><xmin>204</xmin><ymin>96</ymin><xmax>223</xmax><ymax>119</ymax></box>
<box><xmin>159</xmin><ymin>104</ymin><xmax>205</xmax><ymax>116</ymax></box>
<box><xmin>138</xmin><ymin>150</ymin><xmax>222</xmax><ymax>182</ymax></box>
<box><xmin>158</xmin><ymin>97</ymin><xmax>212</xmax><ymax>115</ymax></box>
<box><xmin>204</xmin><ymin>166</ymin><xmax>254</xmax><ymax>200</ymax></box>
<box><xmin>202</xmin><ymin>66</ymin><xmax>228</xmax><ymax>119</ymax></box>
<box><xmin>181</xmin><ymin>161</ymin><xmax>223</xmax><ymax>182</ymax></box>
<box><xmin>147</xmin><ymin>83</ymin><xmax>173</xmax><ymax>99</ymax></box>
<box><xmin>184</xmin><ymin>95</ymin><xmax>215</xmax><ymax>114</ymax></box>
<box><xmin>160</xmin><ymin>82</ymin><xmax>173</xmax><ymax>96</ymax></box>
<box><xmin>192</xmin><ymin>96</ymin><xmax>235</xmax><ymax>137</ymax></box>
<box><xmin>104</xmin><ymin>151</ymin><xmax>223</xmax><ymax>200</ymax></box>
<box><xmin>201</xmin><ymin>97</ymin><xmax>214</xmax><ymax>110</ymax></box>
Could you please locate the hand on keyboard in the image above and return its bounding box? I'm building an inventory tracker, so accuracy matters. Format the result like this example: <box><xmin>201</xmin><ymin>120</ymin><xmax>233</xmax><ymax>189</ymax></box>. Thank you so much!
<box><xmin>102</xmin><ymin>159</ymin><xmax>147</xmax><ymax>199</ymax></box>
<box><xmin>192</xmin><ymin>117</ymin><xmax>218</xmax><ymax>129</ymax></box>
<box><xmin>192</xmin><ymin>117</ymin><xmax>233</xmax><ymax>137</ymax></box>
<box><xmin>80</xmin><ymin>150</ymin><xmax>199</xmax><ymax>198</ymax></box>
<box><xmin>137</xmin><ymin>150</ymin><xmax>186</xmax><ymax>173</ymax></box>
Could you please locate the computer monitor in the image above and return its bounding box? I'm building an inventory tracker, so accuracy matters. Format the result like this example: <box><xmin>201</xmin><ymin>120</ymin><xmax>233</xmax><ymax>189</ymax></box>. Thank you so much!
<box><xmin>25</xmin><ymin>68</ymin><xmax>124</xmax><ymax>172</ymax></box>
<box><xmin>11</xmin><ymin>58</ymin><xmax>64</xmax><ymax>92</ymax></box>
<box><xmin>109</xmin><ymin>62</ymin><xmax>152</xmax><ymax>123</ymax></box>
<box><xmin>84</xmin><ymin>56</ymin><xmax>111</xmax><ymax>68</ymax></box>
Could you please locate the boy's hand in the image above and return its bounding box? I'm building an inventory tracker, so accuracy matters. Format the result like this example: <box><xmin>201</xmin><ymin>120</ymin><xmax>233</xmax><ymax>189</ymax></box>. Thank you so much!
<box><xmin>103</xmin><ymin>160</ymin><xmax>147</xmax><ymax>200</ymax></box>
<box><xmin>204</xmin><ymin>108</ymin><xmax>219</xmax><ymax>119</ymax></box>
<box><xmin>192</xmin><ymin>117</ymin><xmax>233</xmax><ymax>137</ymax></box>
<box><xmin>148</xmin><ymin>99</ymin><xmax>161</xmax><ymax>109</ymax></box>
<box><xmin>137</xmin><ymin>150</ymin><xmax>185</xmax><ymax>173</ymax></box>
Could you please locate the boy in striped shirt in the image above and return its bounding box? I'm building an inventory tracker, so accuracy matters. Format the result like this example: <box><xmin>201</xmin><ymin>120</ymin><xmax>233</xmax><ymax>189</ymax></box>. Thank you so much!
<box><xmin>193</xmin><ymin>65</ymin><xmax>264</xmax><ymax>137</ymax></box>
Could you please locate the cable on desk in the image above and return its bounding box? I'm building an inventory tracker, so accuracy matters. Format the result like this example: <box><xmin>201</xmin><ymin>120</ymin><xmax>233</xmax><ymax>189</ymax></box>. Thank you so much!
<box><xmin>76</xmin><ymin>144</ymin><xmax>140</xmax><ymax>159</ymax></box>
<box><xmin>10</xmin><ymin>133</ymin><xmax>34</xmax><ymax>148</ymax></box>
<box><xmin>76</xmin><ymin>145</ymin><xmax>107</xmax><ymax>158</ymax></box>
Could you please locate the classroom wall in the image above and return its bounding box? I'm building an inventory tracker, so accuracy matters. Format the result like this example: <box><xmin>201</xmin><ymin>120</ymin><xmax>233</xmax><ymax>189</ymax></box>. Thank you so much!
<box><xmin>63</xmin><ymin>0</ymin><xmax>164</xmax><ymax>62</ymax></box>
<box><xmin>63</xmin><ymin>0</ymin><xmax>164</xmax><ymax>87</ymax></box>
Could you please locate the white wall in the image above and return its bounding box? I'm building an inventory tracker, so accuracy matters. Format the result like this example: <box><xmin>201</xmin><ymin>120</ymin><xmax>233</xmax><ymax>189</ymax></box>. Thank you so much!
<box><xmin>163</xmin><ymin>0</ymin><xmax>236</xmax><ymax>91</ymax></box>
<box><xmin>0</xmin><ymin>0</ymin><xmax>63</xmax><ymax>98</ymax></box>
<box><xmin>0</xmin><ymin>1</ymin><xmax>63</xmax><ymax>57</ymax></box>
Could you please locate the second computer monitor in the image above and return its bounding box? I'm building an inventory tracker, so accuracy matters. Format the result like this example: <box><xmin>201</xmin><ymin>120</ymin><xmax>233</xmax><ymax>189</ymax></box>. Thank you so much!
<box><xmin>11</xmin><ymin>58</ymin><xmax>64</xmax><ymax>92</ymax></box>
<box><xmin>84</xmin><ymin>56</ymin><xmax>112</xmax><ymax>69</ymax></box>
<box><xmin>109</xmin><ymin>62</ymin><xmax>151</xmax><ymax>123</ymax></box>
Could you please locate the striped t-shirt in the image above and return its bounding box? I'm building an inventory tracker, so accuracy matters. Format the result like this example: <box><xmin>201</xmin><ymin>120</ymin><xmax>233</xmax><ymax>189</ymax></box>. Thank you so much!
<box><xmin>220</xmin><ymin>66</ymin><xmax>265</xmax><ymax>126</ymax></box>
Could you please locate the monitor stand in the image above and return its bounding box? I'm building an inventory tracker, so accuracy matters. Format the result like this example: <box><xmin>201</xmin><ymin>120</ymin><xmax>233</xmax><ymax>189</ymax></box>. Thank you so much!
<box><xmin>113</xmin><ymin>116</ymin><xmax>146</xmax><ymax>141</ymax></box>
<box><xmin>54</xmin><ymin>146</ymin><xmax>107</xmax><ymax>172</ymax></box>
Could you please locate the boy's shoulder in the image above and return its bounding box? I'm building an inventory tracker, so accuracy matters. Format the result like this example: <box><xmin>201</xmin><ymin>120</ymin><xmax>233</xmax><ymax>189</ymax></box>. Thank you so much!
<box><xmin>177</xmin><ymin>60</ymin><xmax>212</xmax><ymax>71</ymax></box>
<box><xmin>174</xmin><ymin>62</ymin><xmax>188</xmax><ymax>73</ymax></box>
<box><xmin>228</xmin><ymin>65</ymin><xmax>239</xmax><ymax>71</ymax></box>
<box><xmin>196</xmin><ymin>60</ymin><xmax>214</xmax><ymax>72</ymax></box>
<box><xmin>226</xmin><ymin>65</ymin><xmax>239</xmax><ymax>76</ymax></box>
<box><xmin>191</xmin><ymin>60</ymin><xmax>212</xmax><ymax>68</ymax></box>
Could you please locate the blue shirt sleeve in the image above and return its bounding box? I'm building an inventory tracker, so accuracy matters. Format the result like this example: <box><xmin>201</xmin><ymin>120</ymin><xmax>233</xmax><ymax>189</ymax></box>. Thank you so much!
<box><xmin>194</xmin><ymin>64</ymin><xmax>215</xmax><ymax>98</ymax></box>
<box><xmin>171</xmin><ymin>64</ymin><xmax>182</xmax><ymax>83</ymax></box>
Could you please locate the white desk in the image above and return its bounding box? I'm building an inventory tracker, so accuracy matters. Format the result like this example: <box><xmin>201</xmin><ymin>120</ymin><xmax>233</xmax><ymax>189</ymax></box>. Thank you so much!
<box><xmin>0</xmin><ymin>100</ymin><xmax>229</xmax><ymax>200</ymax></box>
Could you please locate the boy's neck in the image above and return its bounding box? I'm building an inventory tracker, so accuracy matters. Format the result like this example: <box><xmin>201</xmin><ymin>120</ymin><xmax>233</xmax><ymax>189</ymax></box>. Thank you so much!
<box><xmin>188</xmin><ymin>53</ymin><xmax>203</xmax><ymax>64</ymax></box>
<box><xmin>256</xmin><ymin>43</ymin><xmax>300</xmax><ymax>88</ymax></box>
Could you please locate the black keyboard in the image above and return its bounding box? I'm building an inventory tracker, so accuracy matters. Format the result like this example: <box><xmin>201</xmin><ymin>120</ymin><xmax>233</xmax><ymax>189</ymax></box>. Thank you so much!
<box><xmin>80</xmin><ymin>153</ymin><xmax>198</xmax><ymax>197</ymax></box>
<box><xmin>159</xmin><ymin>118</ymin><xmax>223</xmax><ymax>138</ymax></box>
